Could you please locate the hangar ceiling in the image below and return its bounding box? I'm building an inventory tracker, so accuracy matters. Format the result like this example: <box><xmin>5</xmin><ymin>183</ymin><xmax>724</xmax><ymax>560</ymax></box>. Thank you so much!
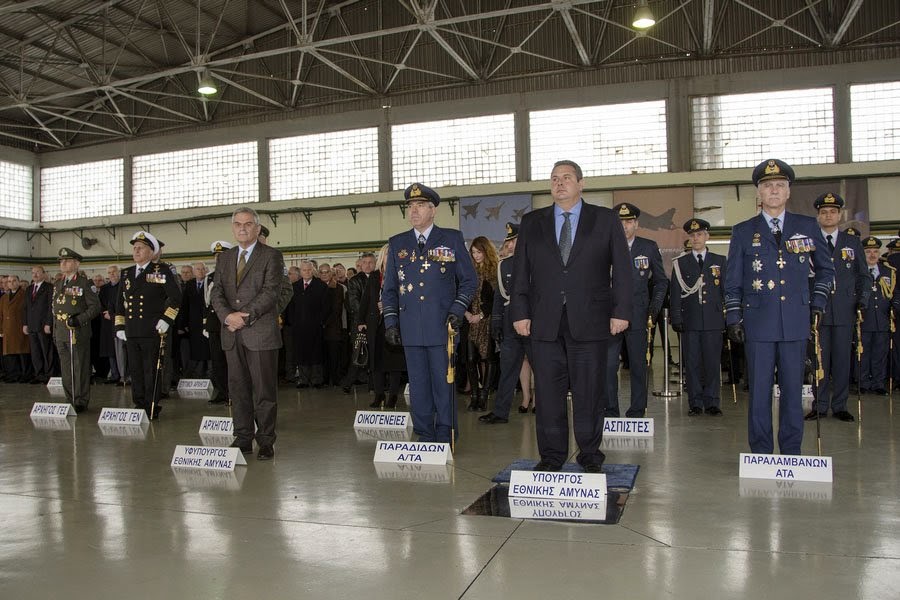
<box><xmin>0</xmin><ymin>0</ymin><xmax>898</xmax><ymax>151</ymax></box>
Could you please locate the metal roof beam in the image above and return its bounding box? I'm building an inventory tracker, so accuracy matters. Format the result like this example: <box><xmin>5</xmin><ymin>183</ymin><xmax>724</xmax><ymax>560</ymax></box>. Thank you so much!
<box><xmin>832</xmin><ymin>0</ymin><xmax>864</xmax><ymax>46</ymax></box>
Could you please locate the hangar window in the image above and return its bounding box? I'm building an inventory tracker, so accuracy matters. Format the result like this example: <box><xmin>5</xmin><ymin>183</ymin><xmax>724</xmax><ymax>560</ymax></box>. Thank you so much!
<box><xmin>392</xmin><ymin>114</ymin><xmax>516</xmax><ymax>188</ymax></box>
<box><xmin>529</xmin><ymin>100</ymin><xmax>668</xmax><ymax>179</ymax></box>
<box><xmin>691</xmin><ymin>88</ymin><xmax>835</xmax><ymax>169</ymax></box>
<box><xmin>0</xmin><ymin>160</ymin><xmax>32</xmax><ymax>221</ymax></box>
<box><xmin>851</xmin><ymin>81</ymin><xmax>900</xmax><ymax>162</ymax></box>
<box><xmin>41</xmin><ymin>159</ymin><xmax>123</xmax><ymax>222</ymax></box>
<box><xmin>132</xmin><ymin>142</ymin><xmax>258</xmax><ymax>212</ymax></box>
<box><xmin>270</xmin><ymin>127</ymin><xmax>379</xmax><ymax>201</ymax></box>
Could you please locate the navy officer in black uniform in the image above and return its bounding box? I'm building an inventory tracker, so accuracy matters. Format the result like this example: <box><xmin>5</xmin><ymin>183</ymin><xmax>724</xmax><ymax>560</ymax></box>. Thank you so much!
<box><xmin>859</xmin><ymin>237</ymin><xmax>898</xmax><ymax>395</ymax></box>
<box><xmin>725</xmin><ymin>159</ymin><xmax>835</xmax><ymax>455</ymax></box>
<box><xmin>805</xmin><ymin>192</ymin><xmax>871</xmax><ymax>422</ymax></box>
<box><xmin>670</xmin><ymin>218</ymin><xmax>727</xmax><ymax>416</ymax></box>
<box><xmin>606</xmin><ymin>202</ymin><xmax>667</xmax><ymax>418</ymax></box>
<box><xmin>115</xmin><ymin>231</ymin><xmax>183</xmax><ymax>419</ymax></box>
<box><xmin>480</xmin><ymin>222</ymin><xmax>531</xmax><ymax>425</ymax></box>
<box><xmin>382</xmin><ymin>183</ymin><xmax>477</xmax><ymax>444</ymax></box>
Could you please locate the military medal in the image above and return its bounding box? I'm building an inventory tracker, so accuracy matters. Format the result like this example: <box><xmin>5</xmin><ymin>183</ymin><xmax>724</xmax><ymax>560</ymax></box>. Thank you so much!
<box><xmin>767</xmin><ymin>280</ymin><xmax>775</xmax><ymax>290</ymax></box>
<box><xmin>752</xmin><ymin>279</ymin><xmax>763</xmax><ymax>291</ymax></box>
<box><xmin>752</xmin><ymin>232</ymin><xmax>761</xmax><ymax>247</ymax></box>
<box><xmin>397</xmin><ymin>269</ymin><xmax>405</xmax><ymax>281</ymax></box>
<box><xmin>799</xmin><ymin>256</ymin><xmax>806</xmax><ymax>263</ymax></box>
<box><xmin>841</xmin><ymin>248</ymin><xmax>855</xmax><ymax>261</ymax></box>
<box><xmin>752</xmin><ymin>259</ymin><xmax>763</xmax><ymax>272</ymax></box>
<box><xmin>440</xmin><ymin>267</ymin><xmax>446</xmax><ymax>273</ymax></box>
<box><xmin>776</xmin><ymin>256</ymin><xmax>786</xmax><ymax>268</ymax></box>
<box><xmin>407</xmin><ymin>283</ymin><xmax>413</xmax><ymax>293</ymax></box>
<box><xmin>634</xmin><ymin>255</ymin><xmax>649</xmax><ymax>270</ymax></box>
<box><xmin>398</xmin><ymin>249</ymin><xmax>409</xmax><ymax>260</ymax></box>
<box><xmin>714</xmin><ymin>279</ymin><xmax>720</xmax><ymax>285</ymax></box>
<box><xmin>421</xmin><ymin>260</ymin><xmax>431</xmax><ymax>270</ymax></box>
<box><xmin>710</xmin><ymin>265</ymin><xmax>721</xmax><ymax>278</ymax></box>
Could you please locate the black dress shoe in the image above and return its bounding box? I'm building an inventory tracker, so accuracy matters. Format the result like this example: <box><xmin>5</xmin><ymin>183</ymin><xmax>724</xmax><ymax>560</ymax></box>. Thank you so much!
<box><xmin>230</xmin><ymin>440</ymin><xmax>252</xmax><ymax>454</ymax></box>
<box><xmin>872</xmin><ymin>388</ymin><xmax>888</xmax><ymax>396</ymax></box>
<box><xmin>74</xmin><ymin>404</ymin><xmax>88</xmax><ymax>414</ymax></box>
<box><xmin>705</xmin><ymin>407</ymin><xmax>723</xmax><ymax>416</ymax></box>
<box><xmin>518</xmin><ymin>405</ymin><xmax>529</xmax><ymax>414</ymax></box>
<box><xmin>208</xmin><ymin>396</ymin><xmax>228</xmax><ymax>405</ymax></box>
<box><xmin>483</xmin><ymin>414</ymin><xmax>508</xmax><ymax>424</ymax></box>
<box><xmin>688</xmin><ymin>407</ymin><xmax>703</xmax><ymax>416</ymax></box>
<box><xmin>833</xmin><ymin>410</ymin><xmax>856</xmax><ymax>422</ymax></box>
<box><xmin>533</xmin><ymin>460</ymin><xmax>562</xmax><ymax>472</ymax></box>
<box><xmin>804</xmin><ymin>410</ymin><xmax>827</xmax><ymax>421</ymax></box>
<box><xmin>342</xmin><ymin>386</ymin><xmax>352</xmax><ymax>394</ymax></box>
<box><xmin>385</xmin><ymin>395</ymin><xmax>398</xmax><ymax>409</ymax></box>
<box><xmin>582</xmin><ymin>462</ymin><xmax>603</xmax><ymax>474</ymax></box>
<box><xmin>150</xmin><ymin>406</ymin><xmax>162</xmax><ymax>420</ymax></box>
<box><xmin>625</xmin><ymin>410</ymin><xmax>646</xmax><ymax>418</ymax></box>
<box><xmin>257</xmin><ymin>445</ymin><xmax>274</xmax><ymax>460</ymax></box>
<box><xmin>369</xmin><ymin>394</ymin><xmax>385</xmax><ymax>409</ymax></box>
<box><xmin>478</xmin><ymin>412</ymin><xmax>496</xmax><ymax>422</ymax></box>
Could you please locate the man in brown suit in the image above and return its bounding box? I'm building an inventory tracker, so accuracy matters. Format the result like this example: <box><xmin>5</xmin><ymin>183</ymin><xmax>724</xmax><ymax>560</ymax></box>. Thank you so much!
<box><xmin>210</xmin><ymin>207</ymin><xmax>290</xmax><ymax>460</ymax></box>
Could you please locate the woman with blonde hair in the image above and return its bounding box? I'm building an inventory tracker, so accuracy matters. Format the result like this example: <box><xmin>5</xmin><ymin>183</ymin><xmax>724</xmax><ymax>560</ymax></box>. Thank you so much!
<box><xmin>465</xmin><ymin>236</ymin><xmax>500</xmax><ymax>411</ymax></box>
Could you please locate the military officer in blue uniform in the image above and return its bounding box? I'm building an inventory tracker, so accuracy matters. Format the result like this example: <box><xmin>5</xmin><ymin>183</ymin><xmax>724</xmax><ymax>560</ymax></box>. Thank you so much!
<box><xmin>725</xmin><ymin>159</ymin><xmax>835</xmax><ymax>455</ymax></box>
<box><xmin>480</xmin><ymin>223</ymin><xmax>531</xmax><ymax>425</ymax></box>
<box><xmin>859</xmin><ymin>237</ymin><xmax>898</xmax><ymax>395</ymax></box>
<box><xmin>115</xmin><ymin>231</ymin><xmax>183</xmax><ymax>419</ymax></box>
<box><xmin>804</xmin><ymin>192</ymin><xmax>871</xmax><ymax>422</ymax></box>
<box><xmin>606</xmin><ymin>202</ymin><xmax>667</xmax><ymax>418</ymax></box>
<box><xmin>382</xmin><ymin>183</ymin><xmax>477</xmax><ymax>443</ymax></box>
<box><xmin>670</xmin><ymin>218</ymin><xmax>727</xmax><ymax>416</ymax></box>
<box><xmin>50</xmin><ymin>247</ymin><xmax>101</xmax><ymax>412</ymax></box>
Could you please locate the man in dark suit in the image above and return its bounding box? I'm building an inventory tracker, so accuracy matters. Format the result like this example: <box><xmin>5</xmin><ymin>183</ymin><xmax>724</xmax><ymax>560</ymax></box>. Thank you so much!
<box><xmin>725</xmin><ymin>159</ymin><xmax>835</xmax><ymax>455</ymax></box>
<box><xmin>181</xmin><ymin>262</ymin><xmax>211</xmax><ymax>378</ymax></box>
<box><xmin>805</xmin><ymin>192</ymin><xmax>871</xmax><ymax>422</ymax></box>
<box><xmin>670</xmin><ymin>218</ymin><xmax>727</xmax><ymax>416</ymax></box>
<box><xmin>382</xmin><ymin>183</ymin><xmax>477</xmax><ymax>444</ymax></box>
<box><xmin>23</xmin><ymin>265</ymin><xmax>54</xmax><ymax>383</ymax></box>
<box><xmin>115</xmin><ymin>231</ymin><xmax>183</xmax><ymax>419</ymax></box>
<box><xmin>510</xmin><ymin>160</ymin><xmax>632</xmax><ymax>472</ymax></box>
<box><xmin>606</xmin><ymin>202</ymin><xmax>667</xmax><ymax>418</ymax></box>
<box><xmin>210</xmin><ymin>207</ymin><xmax>290</xmax><ymax>460</ymax></box>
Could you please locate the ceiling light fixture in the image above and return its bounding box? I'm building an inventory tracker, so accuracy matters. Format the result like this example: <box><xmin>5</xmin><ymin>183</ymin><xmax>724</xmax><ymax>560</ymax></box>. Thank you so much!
<box><xmin>632</xmin><ymin>0</ymin><xmax>656</xmax><ymax>30</ymax></box>
<box><xmin>197</xmin><ymin>69</ymin><xmax>217</xmax><ymax>95</ymax></box>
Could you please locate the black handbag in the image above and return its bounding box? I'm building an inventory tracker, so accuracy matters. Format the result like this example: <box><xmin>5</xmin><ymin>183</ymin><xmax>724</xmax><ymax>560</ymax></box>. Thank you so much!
<box><xmin>351</xmin><ymin>332</ymin><xmax>369</xmax><ymax>367</ymax></box>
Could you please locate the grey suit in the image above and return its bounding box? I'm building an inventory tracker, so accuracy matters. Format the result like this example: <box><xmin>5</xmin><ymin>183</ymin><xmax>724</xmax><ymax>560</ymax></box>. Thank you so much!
<box><xmin>211</xmin><ymin>242</ymin><xmax>289</xmax><ymax>447</ymax></box>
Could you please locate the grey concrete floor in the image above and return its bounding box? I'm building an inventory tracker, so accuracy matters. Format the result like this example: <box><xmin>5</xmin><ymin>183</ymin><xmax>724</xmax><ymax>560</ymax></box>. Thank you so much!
<box><xmin>1</xmin><ymin>368</ymin><xmax>898</xmax><ymax>600</ymax></box>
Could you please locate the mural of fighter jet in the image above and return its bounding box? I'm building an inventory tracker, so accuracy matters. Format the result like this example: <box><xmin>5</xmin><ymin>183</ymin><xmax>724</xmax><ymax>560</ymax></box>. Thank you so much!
<box><xmin>512</xmin><ymin>207</ymin><xmax>529</xmax><ymax>222</ymax></box>
<box><xmin>638</xmin><ymin>207</ymin><xmax>678</xmax><ymax>231</ymax></box>
<box><xmin>462</xmin><ymin>200</ymin><xmax>481</xmax><ymax>219</ymax></box>
<box><xmin>485</xmin><ymin>201</ymin><xmax>505</xmax><ymax>220</ymax></box>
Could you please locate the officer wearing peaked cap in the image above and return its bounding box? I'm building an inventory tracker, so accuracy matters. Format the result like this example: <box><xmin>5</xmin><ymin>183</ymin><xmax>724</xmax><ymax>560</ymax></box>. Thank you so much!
<box><xmin>51</xmin><ymin>247</ymin><xmax>100</xmax><ymax>412</ymax></box>
<box><xmin>115</xmin><ymin>231</ymin><xmax>182</xmax><ymax>419</ymax></box>
<box><xmin>725</xmin><ymin>159</ymin><xmax>835</xmax><ymax>455</ymax></box>
<box><xmin>885</xmin><ymin>238</ymin><xmax>900</xmax><ymax>389</ymax></box>
<box><xmin>805</xmin><ymin>192</ymin><xmax>871</xmax><ymax>422</ymax></box>
<box><xmin>844</xmin><ymin>226</ymin><xmax>861</xmax><ymax>237</ymax></box>
<box><xmin>382</xmin><ymin>183</ymin><xmax>477</xmax><ymax>443</ymax></box>
<box><xmin>670</xmin><ymin>218</ymin><xmax>727</xmax><ymax>416</ymax></box>
<box><xmin>480</xmin><ymin>222</ymin><xmax>532</xmax><ymax>424</ymax></box>
<box><xmin>204</xmin><ymin>240</ymin><xmax>232</xmax><ymax>404</ymax></box>
<box><xmin>606</xmin><ymin>202</ymin><xmax>667</xmax><ymax>418</ymax></box>
<box><xmin>859</xmin><ymin>237</ymin><xmax>899</xmax><ymax>395</ymax></box>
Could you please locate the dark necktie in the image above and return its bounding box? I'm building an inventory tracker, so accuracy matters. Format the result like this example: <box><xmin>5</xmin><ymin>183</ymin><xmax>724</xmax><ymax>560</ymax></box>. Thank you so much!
<box><xmin>771</xmin><ymin>217</ymin><xmax>782</xmax><ymax>245</ymax></box>
<box><xmin>417</xmin><ymin>234</ymin><xmax>426</xmax><ymax>254</ymax></box>
<box><xmin>827</xmin><ymin>234</ymin><xmax>835</xmax><ymax>254</ymax></box>
<box><xmin>871</xmin><ymin>267</ymin><xmax>876</xmax><ymax>279</ymax></box>
<box><xmin>697</xmin><ymin>253</ymin><xmax>704</xmax><ymax>271</ymax></box>
<box><xmin>197</xmin><ymin>281</ymin><xmax>202</xmax><ymax>292</ymax></box>
<box><xmin>237</xmin><ymin>250</ymin><xmax>248</xmax><ymax>284</ymax></box>
<box><xmin>559</xmin><ymin>212</ymin><xmax>573</xmax><ymax>264</ymax></box>
<box><xmin>32</xmin><ymin>284</ymin><xmax>37</xmax><ymax>300</ymax></box>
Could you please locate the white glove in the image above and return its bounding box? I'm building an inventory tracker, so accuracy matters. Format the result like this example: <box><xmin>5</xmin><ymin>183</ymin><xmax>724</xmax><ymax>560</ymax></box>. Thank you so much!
<box><xmin>202</xmin><ymin>329</ymin><xmax>209</xmax><ymax>338</ymax></box>
<box><xmin>116</xmin><ymin>330</ymin><xmax>127</xmax><ymax>341</ymax></box>
<box><xmin>156</xmin><ymin>320</ymin><xmax>170</xmax><ymax>334</ymax></box>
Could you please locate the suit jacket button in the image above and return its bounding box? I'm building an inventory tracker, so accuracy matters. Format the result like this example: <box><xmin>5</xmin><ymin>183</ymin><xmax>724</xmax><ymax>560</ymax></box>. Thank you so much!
<box><xmin>420</xmin><ymin>295</ymin><xmax>425</xmax><ymax>300</ymax></box>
